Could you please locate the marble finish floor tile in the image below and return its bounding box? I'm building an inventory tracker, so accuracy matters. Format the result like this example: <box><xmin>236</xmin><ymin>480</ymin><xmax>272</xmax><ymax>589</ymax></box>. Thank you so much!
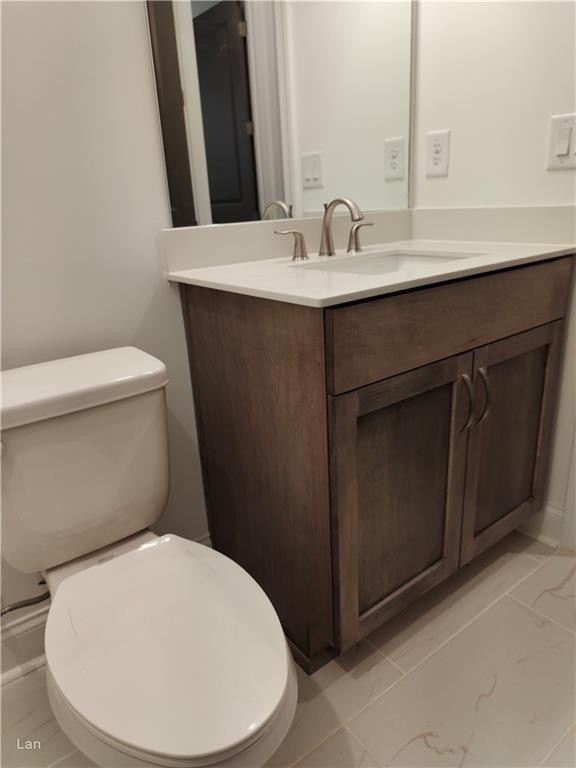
<box><xmin>511</xmin><ymin>549</ymin><xmax>576</xmax><ymax>632</ymax></box>
<box><xmin>1</xmin><ymin>668</ymin><xmax>76</xmax><ymax>768</ymax></box>
<box><xmin>505</xmin><ymin>530</ymin><xmax>557</xmax><ymax>562</ymax></box>
<box><xmin>266</xmin><ymin>641</ymin><xmax>401</xmax><ymax>767</ymax></box>
<box><xmin>293</xmin><ymin>727</ymin><xmax>381</xmax><ymax>768</ymax></box>
<box><xmin>541</xmin><ymin>725</ymin><xmax>576</xmax><ymax>767</ymax></box>
<box><xmin>48</xmin><ymin>751</ymin><xmax>95</xmax><ymax>768</ymax></box>
<box><xmin>368</xmin><ymin>539</ymin><xmax>540</xmax><ymax>671</ymax></box>
<box><xmin>2</xmin><ymin>536</ymin><xmax>572</xmax><ymax>768</ymax></box>
<box><xmin>349</xmin><ymin>597</ymin><xmax>576</xmax><ymax>767</ymax></box>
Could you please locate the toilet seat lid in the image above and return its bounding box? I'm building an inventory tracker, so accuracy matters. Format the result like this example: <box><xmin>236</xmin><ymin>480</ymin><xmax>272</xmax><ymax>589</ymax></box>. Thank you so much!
<box><xmin>45</xmin><ymin>535</ymin><xmax>290</xmax><ymax>765</ymax></box>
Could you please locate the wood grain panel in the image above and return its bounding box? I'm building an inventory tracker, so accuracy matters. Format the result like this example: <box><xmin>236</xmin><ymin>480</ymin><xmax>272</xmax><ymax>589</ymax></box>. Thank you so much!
<box><xmin>357</xmin><ymin>384</ymin><xmax>451</xmax><ymax>612</ymax></box>
<box><xmin>460</xmin><ymin>322</ymin><xmax>565</xmax><ymax>564</ymax></box>
<box><xmin>326</xmin><ymin>257</ymin><xmax>573</xmax><ymax>394</ymax></box>
<box><xmin>182</xmin><ymin>286</ymin><xmax>333</xmax><ymax>660</ymax></box>
<box><xmin>474</xmin><ymin>347</ymin><xmax>547</xmax><ymax>533</ymax></box>
<box><xmin>330</xmin><ymin>353</ymin><xmax>473</xmax><ymax>650</ymax></box>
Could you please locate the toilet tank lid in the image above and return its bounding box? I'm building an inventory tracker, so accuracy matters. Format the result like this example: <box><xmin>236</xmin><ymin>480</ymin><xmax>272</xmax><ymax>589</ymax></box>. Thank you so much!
<box><xmin>1</xmin><ymin>347</ymin><xmax>169</xmax><ymax>430</ymax></box>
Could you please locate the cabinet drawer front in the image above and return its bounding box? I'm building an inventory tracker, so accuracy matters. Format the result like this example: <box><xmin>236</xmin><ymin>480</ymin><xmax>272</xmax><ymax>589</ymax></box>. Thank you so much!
<box><xmin>326</xmin><ymin>257</ymin><xmax>573</xmax><ymax>394</ymax></box>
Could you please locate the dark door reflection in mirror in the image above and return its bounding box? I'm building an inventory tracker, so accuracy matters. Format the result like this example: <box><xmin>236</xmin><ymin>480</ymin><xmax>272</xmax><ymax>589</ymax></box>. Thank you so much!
<box><xmin>148</xmin><ymin>1</ymin><xmax>412</xmax><ymax>227</ymax></box>
<box><xmin>193</xmin><ymin>2</ymin><xmax>260</xmax><ymax>222</ymax></box>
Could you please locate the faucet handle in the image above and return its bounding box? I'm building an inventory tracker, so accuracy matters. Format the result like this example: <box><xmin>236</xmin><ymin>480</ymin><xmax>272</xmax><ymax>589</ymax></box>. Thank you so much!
<box><xmin>274</xmin><ymin>230</ymin><xmax>309</xmax><ymax>262</ymax></box>
<box><xmin>347</xmin><ymin>221</ymin><xmax>374</xmax><ymax>253</ymax></box>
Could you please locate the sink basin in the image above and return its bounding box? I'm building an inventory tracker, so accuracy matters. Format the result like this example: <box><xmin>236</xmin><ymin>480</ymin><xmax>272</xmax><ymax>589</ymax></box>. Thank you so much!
<box><xmin>297</xmin><ymin>250</ymin><xmax>483</xmax><ymax>276</ymax></box>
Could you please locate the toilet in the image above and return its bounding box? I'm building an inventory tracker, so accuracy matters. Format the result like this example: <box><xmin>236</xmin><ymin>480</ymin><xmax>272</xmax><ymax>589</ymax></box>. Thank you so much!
<box><xmin>1</xmin><ymin>347</ymin><xmax>297</xmax><ymax>767</ymax></box>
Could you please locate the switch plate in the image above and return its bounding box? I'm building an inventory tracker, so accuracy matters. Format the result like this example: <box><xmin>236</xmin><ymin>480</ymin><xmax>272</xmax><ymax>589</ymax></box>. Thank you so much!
<box><xmin>547</xmin><ymin>114</ymin><xmax>576</xmax><ymax>170</ymax></box>
<box><xmin>426</xmin><ymin>129</ymin><xmax>451</xmax><ymax>177</ymax></box>
<box><xmin>384</xmin><ymin>136</ymin><xmax>405</xmax><ymax>180</ymax></box>
<box><xmin>301</xmin><ymin>152</ymin><xmax>324</xmax><ymax>189</ymax></box>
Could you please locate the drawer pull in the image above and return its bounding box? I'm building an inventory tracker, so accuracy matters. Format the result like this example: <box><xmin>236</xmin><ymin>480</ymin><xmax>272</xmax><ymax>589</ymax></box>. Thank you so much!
<box><xmin>476</xmin><ymin>367</ymin><xmax>491</xmax><ymax>425</ymax></box>
<box><xmin>460</xmin><ymin>374</ymin><xmax>475</xmax><ymax>432</ymax></box>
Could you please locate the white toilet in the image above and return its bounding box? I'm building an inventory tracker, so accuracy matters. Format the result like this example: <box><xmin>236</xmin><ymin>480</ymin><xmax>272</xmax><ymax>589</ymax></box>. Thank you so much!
<box><xmin>1</xmin><ymin>347</ymin><xmax>297</xmax><ymax>767</ymax></box>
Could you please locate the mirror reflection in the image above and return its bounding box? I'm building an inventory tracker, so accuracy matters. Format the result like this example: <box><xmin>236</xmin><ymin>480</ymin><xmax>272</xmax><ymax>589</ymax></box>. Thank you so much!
<box><xmin>150</xmin><ymin>1</ymin><xmax>413</xmax><ymax>225</ymax></box>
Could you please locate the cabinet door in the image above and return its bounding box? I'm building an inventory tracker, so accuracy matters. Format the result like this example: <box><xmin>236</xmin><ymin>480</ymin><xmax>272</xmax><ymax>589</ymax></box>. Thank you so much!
<box><xmin>460</xmin><ymin>322</ymin><xmax>564</xmax><ymax>565</ymax></box>
<box><xmin>330</xmin><ymin>353</ymin><xmax>473</xmax><ymax>650</ymax></box>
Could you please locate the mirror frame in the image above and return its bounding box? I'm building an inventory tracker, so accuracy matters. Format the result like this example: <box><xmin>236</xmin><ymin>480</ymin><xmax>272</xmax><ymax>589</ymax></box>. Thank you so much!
<box><xmin>147</xmin><ymin>1</ymin><xmax>198</xmax><ymax>226</ymax></box>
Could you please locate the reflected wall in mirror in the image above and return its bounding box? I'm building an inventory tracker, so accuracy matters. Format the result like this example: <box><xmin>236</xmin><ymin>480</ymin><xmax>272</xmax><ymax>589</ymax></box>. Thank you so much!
<box><xmin>148</xmin><ymin>0</ymin><xmax>413</xmax><ymax>225</ymax></box>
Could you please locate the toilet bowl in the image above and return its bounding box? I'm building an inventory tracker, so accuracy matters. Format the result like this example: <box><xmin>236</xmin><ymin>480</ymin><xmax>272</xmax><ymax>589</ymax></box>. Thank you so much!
<box><xmin>44</xmin><ymin>534</ymin><xmax>297</xmax><ymax>767</ymax></box>
<box><xmin>1</xmin><ymin>348</ymin><xmax>297</xmax><ymax>767</ymax></box>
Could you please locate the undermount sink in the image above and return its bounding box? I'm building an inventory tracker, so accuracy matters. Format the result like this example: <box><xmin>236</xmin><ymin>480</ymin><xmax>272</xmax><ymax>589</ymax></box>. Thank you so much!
<box><xmin>296</xmin><ymin>250</ymin><xmax>483</xmax><ymax>276</ymax></box>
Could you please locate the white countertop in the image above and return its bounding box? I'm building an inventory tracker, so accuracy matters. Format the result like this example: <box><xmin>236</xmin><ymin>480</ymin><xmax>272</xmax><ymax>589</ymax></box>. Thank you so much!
<box><xmin>166</xmin><ymin>239</ymin><xmax>575</xmax><ymax>308</ymax></box>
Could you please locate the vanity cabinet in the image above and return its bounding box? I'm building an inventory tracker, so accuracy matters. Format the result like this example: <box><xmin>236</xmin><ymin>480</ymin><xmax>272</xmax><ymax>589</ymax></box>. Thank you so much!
<box><xmin>181</xmin><ymin>256</ymin><xmax>573</xmax><ymax>671</ymax></box>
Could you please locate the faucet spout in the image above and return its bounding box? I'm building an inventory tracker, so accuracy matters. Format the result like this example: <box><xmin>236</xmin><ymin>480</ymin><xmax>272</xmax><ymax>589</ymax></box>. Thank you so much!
<box><xmin>261</xmin><ymin>200</ymin><xmax>293</xmax><ymax>220</ymax></box>
<box><xmin>319</xmin><ymin>198</ymin><xmax>364</xmax><ymax>256</ymax></box>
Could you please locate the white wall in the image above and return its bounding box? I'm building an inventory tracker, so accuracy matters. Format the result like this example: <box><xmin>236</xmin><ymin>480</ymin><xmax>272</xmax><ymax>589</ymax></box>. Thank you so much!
<box><xmin>286</xmin><ymin>0</ymin><xmax>412</xmax><ymax>214</ymax></box>
<box><xmin>413</xmin><ymin>0</ymin><xmax>576</xmax><ymax>207</ymax></box>
<box><xmin>413</xmin><ymin>0</ymin><xmax>576</xmax><ymax>545</ymax></box>
<box><xmin>1</xmin><ymin>1</ymin><xmax>208</xmax><ymax>617</ymax></box>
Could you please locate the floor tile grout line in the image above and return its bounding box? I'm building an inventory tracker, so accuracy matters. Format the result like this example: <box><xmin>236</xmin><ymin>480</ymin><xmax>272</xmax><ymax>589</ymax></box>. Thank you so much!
<box><xmin>538</xmin><ymin>719</ymin><xmax>576</xmax><ymax>767</ymax></box>
<box><xmin>46</xmin><ymin>747</ymin><xmax>78</xmax><ymax>768</ymax></box>
<box><xmin>343</xmin><ymin>723</ymin><xmax>387</xmax><ymax>768</ymax></box>
<box><xmin>504</xmin><ymin>538</ymin><xmax>558</xmax><ymax>565</ymax></box>
<box><xmin>364</xmin><ymin>637</ymin><xmax>406</xmax><ymax>676</ymax></box>
<box><xmin>367</xmin><ymin>550</ymin><xmax>551</xmax><ymax>678</ymax></box>
<box><xmin>286</xmin><ymin>725</ymin><xmax>342</xmax><ymax>768</ymax></box>
<box><xmin>499</xmin><ymin>549</ymin><xmax>558</xmax><ymax>598</ymax></box>
<box><xmin>286</xmin><ymin>721</ymin><xmax>388</xmax><ymax>768</ymax></box>
<box><xmin>344</xmin><ymin>556</ymin><xmax>558</xmax><ymax>729</ymax></box>
<box><xmin>507</xmin><ymin>594</ymin><xmax>576</xmax><ymax>637</ymax></box>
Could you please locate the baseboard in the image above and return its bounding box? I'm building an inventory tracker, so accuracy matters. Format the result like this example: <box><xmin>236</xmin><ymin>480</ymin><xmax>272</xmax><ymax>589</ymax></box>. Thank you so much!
<box><xmin>1</xmin><ymin>654</ymin><xmax>46</xmax><ymax>687</ymax></box>
<box><xmin>520</xmin><ymin>502</ymin><xmax>565</xmax><ymax>548</ymax></box>
<box><xmin>1</xmin><ymin>532</ymin><xmax>213</xmax><ymax>684</ymax></box>
<box><xmin>1</xmin><ymin>604</ymin><xmax>49</xmax><ymax>686</ymax></box>
<box><xmin>1</xmin><ymin>602</ymin><xmax>50</xmax><ymax>641</ymax></box>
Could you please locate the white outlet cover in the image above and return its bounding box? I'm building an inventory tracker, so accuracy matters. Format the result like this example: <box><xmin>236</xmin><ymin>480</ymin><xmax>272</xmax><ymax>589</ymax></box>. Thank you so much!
<box><xmin>384</xmin><ymin>137</ymin><xmax>405</xmax><ymax>180</ymax></box>
<box><xmin>426</xmin><ymin>129</ymin><xmax>451</xmax><ymax>177</ymax></box>
<box><xmin>301</xmin><ymin>152</ymin><xmax>324</xmax><ymax>189</ymax></box>
<box><xmin>547</xmin><ymin>113</ymin><xmax>576</xmax><ymax>171</ymax></box>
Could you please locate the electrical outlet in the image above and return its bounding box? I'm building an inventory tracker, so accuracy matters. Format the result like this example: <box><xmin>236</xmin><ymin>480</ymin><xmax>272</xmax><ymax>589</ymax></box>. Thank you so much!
<box><xmin>301</xmin><ymin>153</ymin><xmax>324</xmax><ymax>189</ymax></box>
<box><xmin>384</xmin><ymin>137</ymin><xmax>405</xmax><ymax>180</ymax></box>
<box><xmin>426</xmin><ymin>129</ymin><xmax>451</xmax><ymax>177</ymax></box>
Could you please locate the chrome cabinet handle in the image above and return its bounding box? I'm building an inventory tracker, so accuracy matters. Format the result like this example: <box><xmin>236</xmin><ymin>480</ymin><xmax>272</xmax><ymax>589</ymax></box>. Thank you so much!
<box><xmin>476</xmin><ymin>366</ymin><xmax>491</xmax><ymax>425</ymax></box>
<box><xmin>460</xmin><ymin>373</ymin><xmax>475</xmax><ymax>431</ymax></box>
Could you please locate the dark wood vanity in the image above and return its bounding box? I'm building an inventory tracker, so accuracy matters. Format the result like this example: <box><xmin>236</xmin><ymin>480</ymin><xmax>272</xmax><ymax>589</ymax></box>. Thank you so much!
<box><xmin>181</xmin><ymin>255</ymin><xmax>573</xmax><ymax>671</ymax></box>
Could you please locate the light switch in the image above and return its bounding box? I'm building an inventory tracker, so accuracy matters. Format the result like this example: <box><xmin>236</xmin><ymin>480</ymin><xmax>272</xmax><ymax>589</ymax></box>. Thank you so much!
<box><xmin>555</xmin><ymin>126</ymin><xmax>572</xmax><ymax>157</ymax></box>
<box><xmin>301</xmin><ymin>153</ymin><xmax>324</xmax><ymax>189</ymax></box>
<box><xmin>547</xmin><ymin>114</ymin><xmax>576</xmax><ymax>170</ymax></box>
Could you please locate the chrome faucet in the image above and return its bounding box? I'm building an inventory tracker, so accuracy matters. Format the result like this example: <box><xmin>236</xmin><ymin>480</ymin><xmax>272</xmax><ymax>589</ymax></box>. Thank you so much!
<box><xmin>319</xmin><ymin>198</ymin><xmax>364</xmax><ymax>256</ymax></box>
<box><xmin>261</xmin><ymin>200</ymin><xmax>293</xmax><ymax>220</ymax></box>
<box><xmin>274</xmin><ymin>229</ymin><xmax>309</xmax><ymax>261</ymax></box>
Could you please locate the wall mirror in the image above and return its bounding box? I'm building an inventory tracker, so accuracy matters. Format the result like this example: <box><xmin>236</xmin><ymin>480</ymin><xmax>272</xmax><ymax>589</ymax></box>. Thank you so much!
<box><xmin>148</xmin><ymin>0</ymin><xmax>413</xmax><ymax>226</ymax></box>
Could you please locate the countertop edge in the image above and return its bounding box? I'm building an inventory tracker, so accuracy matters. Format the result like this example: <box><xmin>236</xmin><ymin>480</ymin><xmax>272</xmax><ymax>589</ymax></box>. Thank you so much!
<box><xmin>167</xmin><ymin>246</ymin><xmax>576</xmax><ymax>308</ymax></box>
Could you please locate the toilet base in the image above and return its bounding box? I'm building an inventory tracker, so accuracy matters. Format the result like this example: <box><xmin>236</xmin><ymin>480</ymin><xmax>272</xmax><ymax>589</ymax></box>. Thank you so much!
<box><xmin>47</xmin><ymin>661</ymin><xmax>298</xmax><ymax>768</ymax></box>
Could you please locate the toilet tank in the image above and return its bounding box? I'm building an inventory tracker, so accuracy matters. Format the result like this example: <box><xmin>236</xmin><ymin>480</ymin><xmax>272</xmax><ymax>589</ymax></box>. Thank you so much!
<box><xmin>1</xmin><ymin>348</ymin><xmax>170</xmax><ymax>573</ymax></box>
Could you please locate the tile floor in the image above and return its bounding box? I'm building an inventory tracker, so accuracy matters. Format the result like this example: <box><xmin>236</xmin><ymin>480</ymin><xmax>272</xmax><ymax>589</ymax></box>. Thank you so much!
<box><xmin>1</xmin><ymin>532</ymin><xmax>574</xmax><ymax>768</ymax></box>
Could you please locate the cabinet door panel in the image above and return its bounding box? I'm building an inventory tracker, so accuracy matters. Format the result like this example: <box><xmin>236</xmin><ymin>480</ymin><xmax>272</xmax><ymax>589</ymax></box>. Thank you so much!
<box><xmin>461</xmin><ymin>322</ymin><xmax>564</xmax><ymax>564</ymax></box>
<box><xmin>331</xmin><ymin>353</ymin><xmax>473</xmax><ymax>650</ymax></box>
<box><xmin>358</xmin><ymin>384</ymin><xmax>451</xmax><ymax>613</ymax></box>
